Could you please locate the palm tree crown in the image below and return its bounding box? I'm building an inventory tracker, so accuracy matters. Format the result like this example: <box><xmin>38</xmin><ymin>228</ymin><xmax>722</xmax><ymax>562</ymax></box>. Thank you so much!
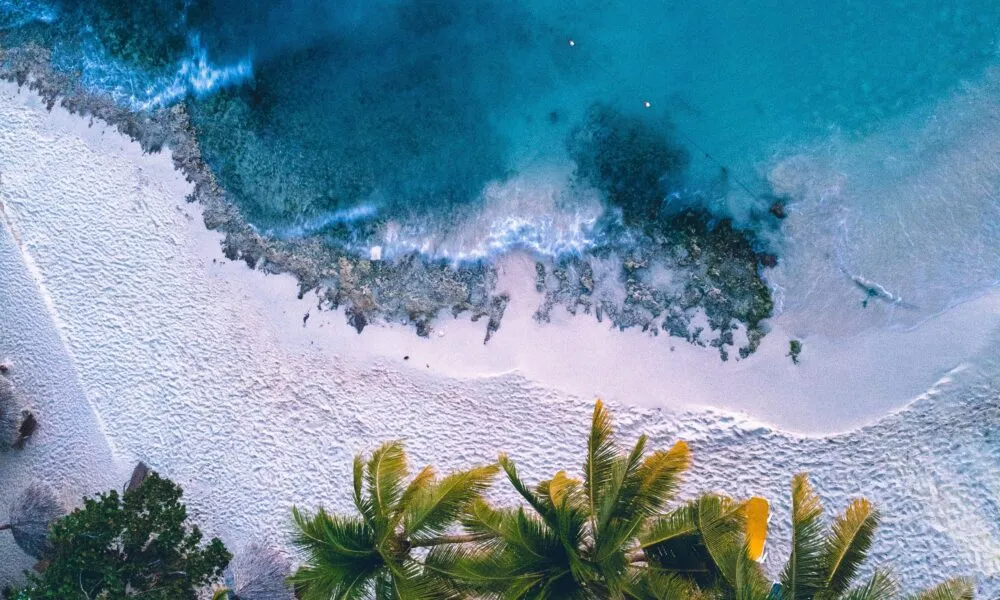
<box><xmin>289</xmin><ymin>441</ymin><xmax>497</xmax><ymax>599</ymax></box>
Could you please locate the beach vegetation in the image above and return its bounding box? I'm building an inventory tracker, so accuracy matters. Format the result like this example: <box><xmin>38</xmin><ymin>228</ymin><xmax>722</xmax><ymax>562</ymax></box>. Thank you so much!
<box><xmin>288</xmin><ymin>442</ymin><xmax>498</xmax><ymax>599</ymax></box>
<box><xmin>288</xmin><ymin>401</ymin><xmax>977</xmax><ymax>599</ymax></box>
<box><xmin>788</xmin><ymin>340</ymin><xmax>803</xmax><ymax>364</ymax></box>
<box><xmin>14</xmin><ymin>472</ymin><xmax>230</xmax><ymax>600</ymax></box>
<box><xmin>0</xmin><ymin>482</ymin><xmax>65</xmax><ymax>561</ymax></box>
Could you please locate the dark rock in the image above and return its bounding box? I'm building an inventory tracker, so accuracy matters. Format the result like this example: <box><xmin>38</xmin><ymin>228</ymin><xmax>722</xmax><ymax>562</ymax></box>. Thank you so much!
<box><xmin>126</xmin><ymin>462</ymin><xmax>151</xmax><ymax>493</ymax></box>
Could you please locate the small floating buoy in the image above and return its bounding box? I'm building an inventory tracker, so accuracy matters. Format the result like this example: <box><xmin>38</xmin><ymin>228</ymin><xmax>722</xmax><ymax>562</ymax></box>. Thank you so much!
<box><xmin>643</xmin><ymin>100</ymin><xmax>651</xmax><ymax>108</ymax></box>
<box><xmin>568</xmin><ymin>39</ymin><xmax>575</xmax><ymax>47</ymax></box>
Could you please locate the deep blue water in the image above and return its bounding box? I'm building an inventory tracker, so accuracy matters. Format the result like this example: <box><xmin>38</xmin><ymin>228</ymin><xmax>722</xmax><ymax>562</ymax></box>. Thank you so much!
<box><xmin>4</xmin><ymin>0</ymin><xmax>1000</xmax><ymax>262</ymax></box>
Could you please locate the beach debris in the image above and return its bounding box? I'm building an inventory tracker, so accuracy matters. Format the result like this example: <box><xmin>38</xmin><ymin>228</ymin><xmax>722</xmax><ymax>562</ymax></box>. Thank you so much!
<box><xmin>221</xmin><ymin>543</ymin><xmax>294</xmax><ymax>600</ymax></box>
<box><xmin>768</xmin><ymin>199</ymin><xmax>786</xmax><ymax>219</ymax></box>
<box><xmin>0</xmin><ymin>373</ymin><xmax>29</xmax><ymax>451</ymax></box>
<box><xmin>126</xmin><ymin>461</ymin><xmax>151</xmax><ymax>493</ymax></box>
<box><xmin>1</xmin><ymin>481</ymin><xmax>66</xmax><ymax>560</ymax></box>
<box><xmin>12</xmin><ymin>410</ymin><xmax>38</xmax><ymax>450</ymax></box>
<box><xmin>841</xmin><ymin>267</ymin><xmax>914</xmax><ymax>308</ymax></box>
<box><xmin>787</xmin><ymin>339</ymin><xmax>802</xmax><ymax>365</ymax></box>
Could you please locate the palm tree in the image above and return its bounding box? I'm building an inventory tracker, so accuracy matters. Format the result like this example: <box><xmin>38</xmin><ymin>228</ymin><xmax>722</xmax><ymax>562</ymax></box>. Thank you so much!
<box><xmin>1</xmin><ymin>481</ymin><xmax>66</xmax><ymax>560</ymax></box>
<box><xmin>215</xmin><ymin>542</ymin><xmax>295</xmax><ymax>600</ymax></box>
<box><xmin>760</xmin><ymin>473</ymin><xmax>972</xmax><ymax>600</ymax></box>
<box><xmin>288</xmin><ymin>441</ymin><xmax>498</xmax><ymax>599</ymax></box>
<box><xmin>426</xmin><ymin>399</ymin><xmax>700</xmax><ymax>598</ymax></box>
<box><xmin>638</xmin><ymin>492</ymin><xmax>771</xmax><ymax>598</ymax></box>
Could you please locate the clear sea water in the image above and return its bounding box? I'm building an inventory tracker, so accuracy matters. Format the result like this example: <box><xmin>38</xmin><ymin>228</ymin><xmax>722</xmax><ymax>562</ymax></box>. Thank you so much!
<box><xmin>4</xmin><ymin>0</ymin><xmax>1000</xmax><ymax>332</ymax></box>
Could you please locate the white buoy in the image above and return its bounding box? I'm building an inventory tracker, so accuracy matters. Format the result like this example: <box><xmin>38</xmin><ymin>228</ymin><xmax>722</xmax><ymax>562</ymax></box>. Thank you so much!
<box><xmin>568</xmin><ymin>39</ymin><xmax>575</xmax><ymax>47</ymax></box>
<box><xmin>643</xmin><ymin>100</ymin><xmax>651</xmax><ymax>108</ymax></box>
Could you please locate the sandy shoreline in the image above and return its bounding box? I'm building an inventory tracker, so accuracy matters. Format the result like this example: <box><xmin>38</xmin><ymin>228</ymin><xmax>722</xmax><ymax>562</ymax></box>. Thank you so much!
<box><xmin>1</xmin><ymin>81</ymin><xmax>999</xmax><ymax>591</ymax></box>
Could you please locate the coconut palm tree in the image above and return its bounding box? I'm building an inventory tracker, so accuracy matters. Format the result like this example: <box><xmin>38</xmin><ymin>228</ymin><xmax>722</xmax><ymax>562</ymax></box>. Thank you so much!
<box><xmin>729</xmin><ymin>473</ymin><xmax>973</xmax><ymax>600</ymax></box>
<box><xmin>425</xmin><ymin>399</ymin><xmax>701</xmax><ymax>598</ymax></box>
<box><xmin>288</xmin><ymin>441</ymin><xmax>498</xmax><ymax>599</ymax></box>
<box><xmin>637</xmin><ymin>492</ymin><xmax>771</xmax><ymax>598</ymax></box>
<box><xmin>0</xmin><ymin>481</ymin><xmax>65</xmax><ymax>560</ymax></box>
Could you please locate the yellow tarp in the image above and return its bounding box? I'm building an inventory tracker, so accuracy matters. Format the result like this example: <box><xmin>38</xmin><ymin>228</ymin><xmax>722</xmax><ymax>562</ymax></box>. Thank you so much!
<box><xmin>745</xmin><ymin>496</ymin><xmax>769</xmax><ymax>562</ymax></box>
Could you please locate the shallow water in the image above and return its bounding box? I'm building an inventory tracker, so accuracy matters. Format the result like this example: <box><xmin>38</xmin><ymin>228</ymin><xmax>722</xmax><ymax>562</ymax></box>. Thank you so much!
<box><xmin>3</xmin><ymin>0</ymin><xmax>1000</xmax><ymax>335</ymax></box>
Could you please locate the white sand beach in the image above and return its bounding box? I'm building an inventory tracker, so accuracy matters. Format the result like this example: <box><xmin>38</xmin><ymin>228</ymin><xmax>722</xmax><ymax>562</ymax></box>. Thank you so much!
<box><xmin>1</xmin><ymin>81</ymin><xmax>999</xmax><ymax>592</ymax></box>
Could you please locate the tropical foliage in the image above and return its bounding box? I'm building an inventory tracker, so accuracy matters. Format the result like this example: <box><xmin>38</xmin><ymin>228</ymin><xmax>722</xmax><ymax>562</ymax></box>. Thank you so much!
<box><xmin>770</xmin><ymin>473</ymin><xmax>973</xmax><ymax>600</ymax></box>
<box><xmin>289</xmin><ymin>401</ymin><xmax>977</xmax><ymax>600</ymax></box>
<box><xmin>14</xmin><ymin>472</ymin><xmax>230</xmax><ymax>600</ymax></box>
<box><xmin>288</xmin><ymin>441</ymin><xmax>498</xmax><ymax>599</ymax></box>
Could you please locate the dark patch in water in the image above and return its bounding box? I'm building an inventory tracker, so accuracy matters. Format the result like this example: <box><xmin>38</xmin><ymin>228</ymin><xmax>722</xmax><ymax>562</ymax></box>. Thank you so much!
<box><xmin>568</xmin><ymin>103</ymin><xmax>689</xmax><ymax>225</ymax></box>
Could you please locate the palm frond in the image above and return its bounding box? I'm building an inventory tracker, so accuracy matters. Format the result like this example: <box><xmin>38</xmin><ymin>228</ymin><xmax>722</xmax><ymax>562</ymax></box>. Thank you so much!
<box><xmin>630</xmin><ymin>440</ymin><xmax>690</xmax><ymax>519</ymax></box>
<box><xmin>729</xmin><ymin>541</ymin><xmax>772</xmax><ymax>600</ymax></box>
<box><xmin>546</xmin><ymin>471</ymin><xmax>583</xmax><ymax>509</ymax></box>
<box><xmin>424</xmin><ymin>544</ymin><xmax>519</xmax><ymax>595</ymax></box>
<box><xmin>461</xmin><ymin>499</ymin><xmax>511</xmax><ymax>542</ymax></box>
<box><xmin>641</xmin><ymin>495</ymin><xmax>742</xmax><ymax>590</ymax></box>
<box><xmin>404</xmin><ymin>465</ymin><xmax>499</xmax><ymax>541</ymax></box>
<box><xmin>364</xmin><ymin>442</ymin><xmax>409</xmax><ymax>526</ymax></box>
<box><xmin>498</xmin><ymin>454</ymin><xmax>553</xmax><ymax>526</ymax></box>
<box><xmin>626</xmin><ymin>568</ymin><xmax>704</xmax><ymax>600</ymax></box>
<box><xmin>596</xmin><ymin>435</ymin><xmax>648</xmax><ymax>531</ymax></box>
<box><xmin>397</xmin><ymin>465</ymin><xmax>436</xmax><ymax>520</ymax></box>
<box><xmin>591</xmin><ymin>438</ymin><xmax>648</xmax><ymax>564</ymax></box>
<box><xmin>780</xmin><ymin>473</ymin><xmax>826</xmax><ymax>600</ymax></box>
<box><xmin>696</xmin><ymin>494</ymin><xmax>748</xmax><ymax>588</ymax></box>
<box><xmin>384</xmin><ymin>557</ymin><xmax>460</xmax><ymax>600</ymax></box>
<box><xmin>585</xmin><ymin>399</ymin><xmax>618</xmax><ymax>533</ymax></box>
<box><xmin>840</xmin><ymin>570</ymin><xmax>899</xmax><ymax>600</ymax></box>
<box><xmin>352</xmin><ymin>455</ymin><xmax>377</xmax><ymax>530</ymax></box>
<box><xmin>639</xmin><ymin>502</ymin><xmax>700</xmax><ymax>549</ymax></box>
<box><xmin>288</xmin><ymin>507</ymin><xmax>381</xmax><ymax>600</ymax></box>
<box><xmin>822</xmin><ymin>498</ymin><xmax>880</xmax><ymax>595</ymax></box>
<box><xmin>908</xmin><ymin>578</ymin><xmax>974</xmax><ymax>600</ymax></box>
<box><xmin>6</xmin><ymin>481</ymin><xmax>65</xmax><ymax>560</ymax></box>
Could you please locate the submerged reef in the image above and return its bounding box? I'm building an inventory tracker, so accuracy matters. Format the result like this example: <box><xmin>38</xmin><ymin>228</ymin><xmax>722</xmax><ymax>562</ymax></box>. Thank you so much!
<box><xmin>0</xmin><ymin>42</ymin><xmax>779</xmax><ymax>359</ymax></box>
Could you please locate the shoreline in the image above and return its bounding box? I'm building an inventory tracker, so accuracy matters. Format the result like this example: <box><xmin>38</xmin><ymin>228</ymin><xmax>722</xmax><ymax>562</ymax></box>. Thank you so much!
<box><xmin>1</xmin><ymin>76</ymin><xmax>999</xmax><ymax>591</ymax></box>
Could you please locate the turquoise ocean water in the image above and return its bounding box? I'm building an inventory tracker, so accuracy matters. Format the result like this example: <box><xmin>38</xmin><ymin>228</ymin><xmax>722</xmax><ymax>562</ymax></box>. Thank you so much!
<box><xmin>4</xmin><ymin>0</ymin><xmax>1000</xmax><ymax>329</ymax></box>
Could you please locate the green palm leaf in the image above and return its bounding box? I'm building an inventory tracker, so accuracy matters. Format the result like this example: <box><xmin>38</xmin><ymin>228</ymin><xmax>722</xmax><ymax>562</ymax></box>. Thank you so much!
<box><xmin>639</xmin><ymin>502</ymin><xmax>700</xmax><ymax>549</ymax></box>
<box><xmin>630</xmin><ymin>441</ymin><xmax>690</xmax><ymax>520</ymax></box>
<box><xmin>822</xmin><ymin>498</ymin><xmax>880</xmax><ymax>595</ymax></box>
<box><xmin>596</xmin><ymin>435</ymin><xmax>648</xmax><ymax>532</ymax></box>
<box><xmin>585</xmin><ymin>400</ymin><xmax>619</xmax><ymax>535</ymax></box>
<box><xmin>729</xmin><ymin>541</ymin><xmax>772</xmax><ymax>600</ymax></box>
<box><xmin>909</xmin><ymin>578</ymin><xmax>974</xmax><ymax>600</ymax></box>
<box><xmin>696</xmin><ymin>494</ymin><xmax>748</xmax><ymax>588</ymax></box>
<box><xmin>499</xmin><ymin>454</ymin><xmax>554</xmax><ymax>527</ymax></box>
<box><xmin>365</xmin><ymin>442</ymin><xmax>409</xmax><ymax>528</ymax></box>
<box><xmin>840</xmin><ymin>570</ymin><xmax>899</xmax><ymax>600</ymax></box>
<box><xmin>780</xmin><ymin>473</ymin><xmax>825</xmax><ymax>600</ymax></box>
<box><xmin>640</xmin><ymin>495</ymin><xmax>743</xmax><ymax>589</ymax></box>
<box><xmin>404</xmin><ymin>465</ymin><xmax>499</xmax><ymax>541</ymax></box>
<box><xmin>626</xmin><ymin>568</ymin><xmax>704</xmax><ymax>600</ymax></box>
<box><xmin>288</xmin><ymin>507</ymin><xmax>381</xmax><ymax>600</ymax></box>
